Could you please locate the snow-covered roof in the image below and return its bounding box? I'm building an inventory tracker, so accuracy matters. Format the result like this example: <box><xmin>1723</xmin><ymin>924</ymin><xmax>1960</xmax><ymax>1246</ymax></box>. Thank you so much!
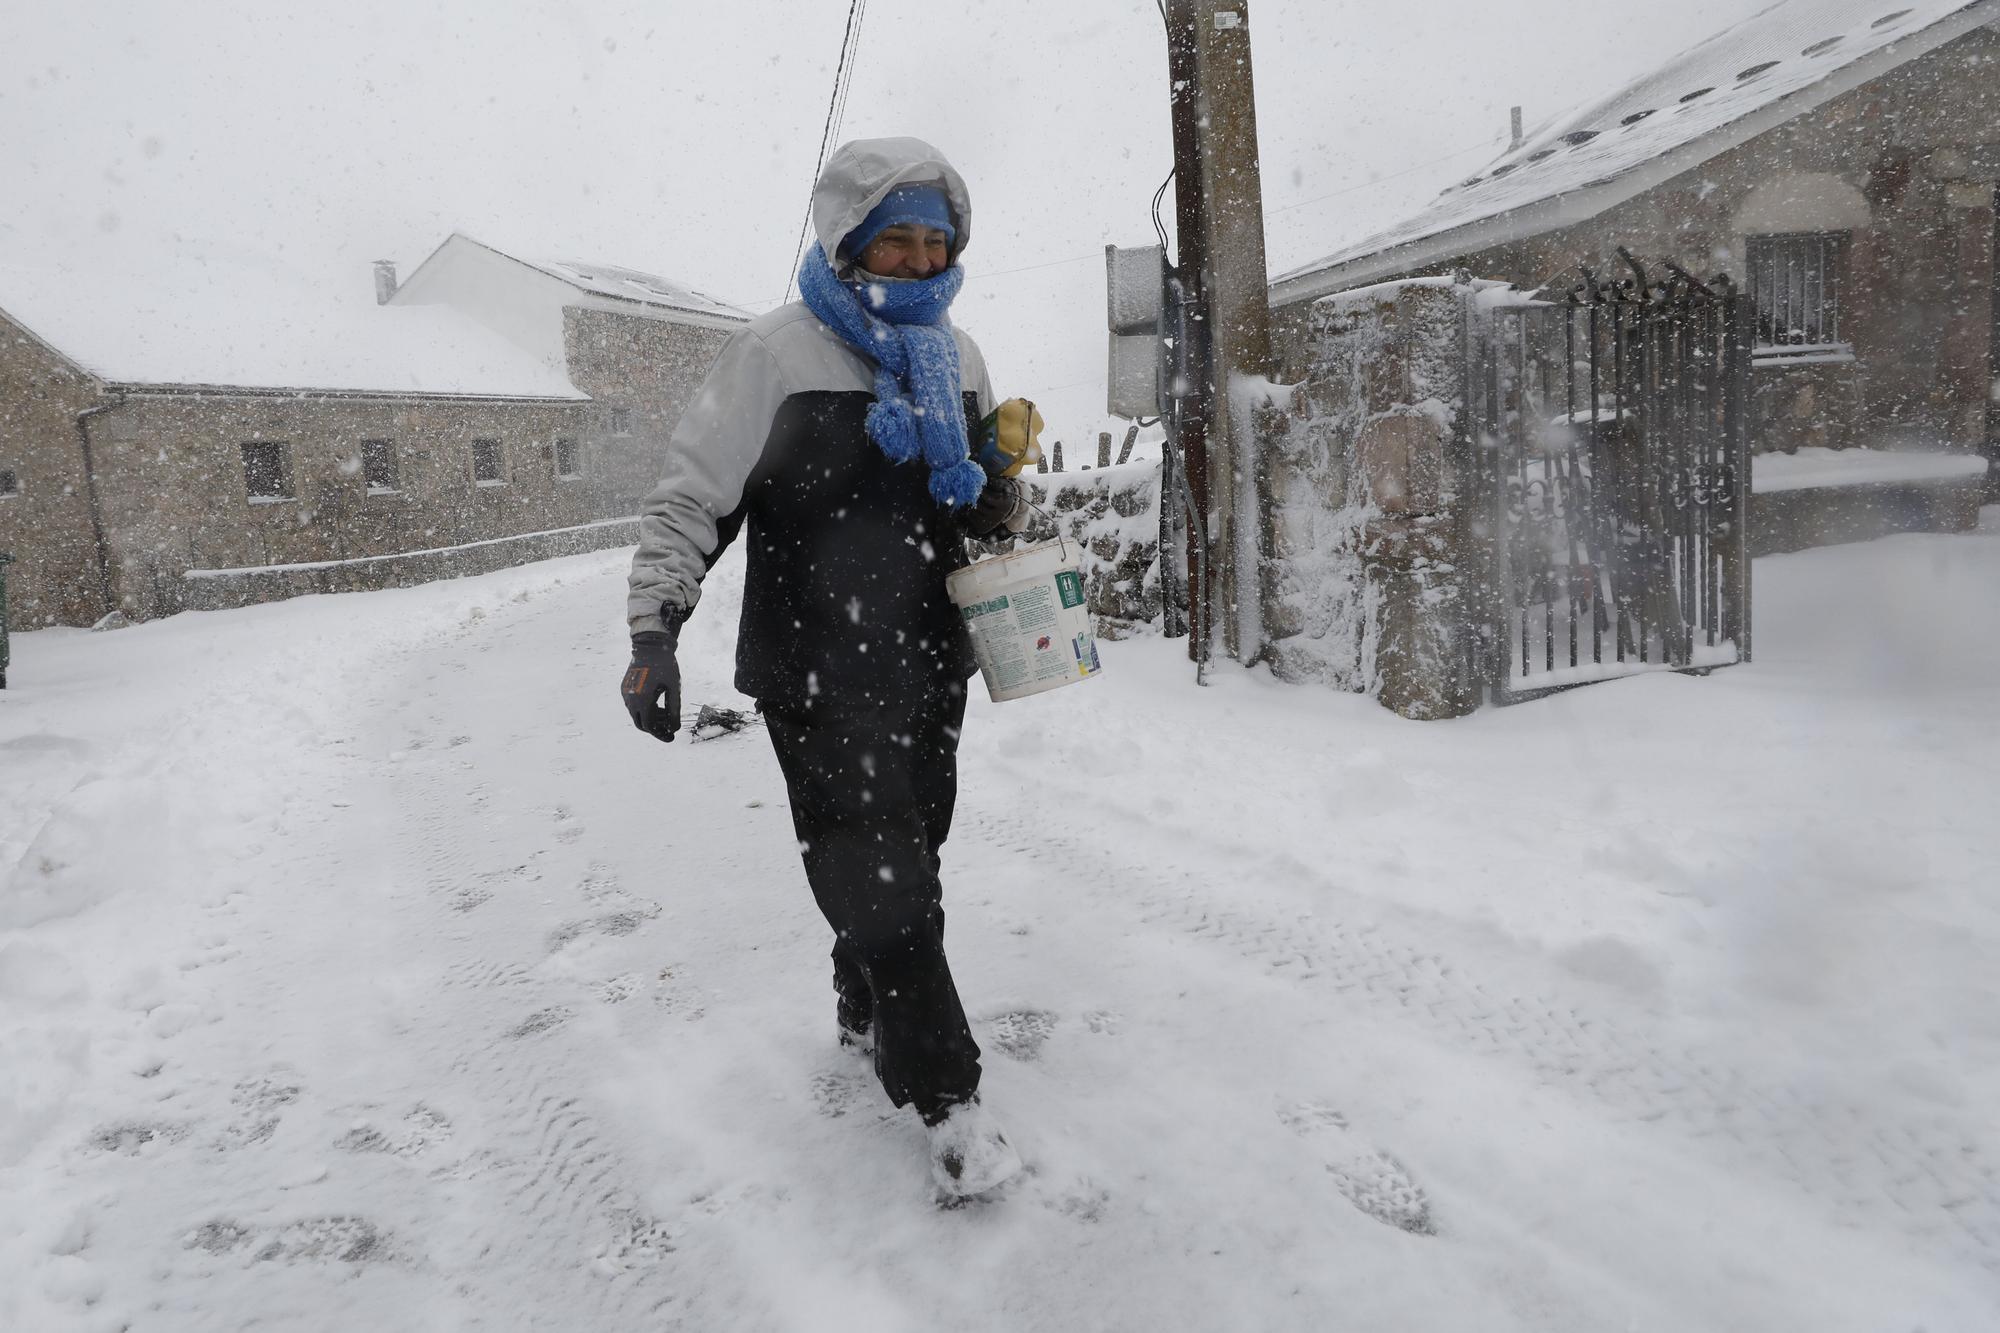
<box><xmin>0</xmin><ymin>253</ymin><xmax>584</xmax><ymax>399</ymax></box>
<box><xmin>391</xmin><ymin>233</ymin><xmax>749</xmax><ymax>331</ymax></box>
<box><xmin>527</xmin><ymin>259</ymin><xmax>748</xmax><ymax>323</ymax></box>
<box><xmin>1273</xmin><ymin>0</ymin><xmax>2000</xmax><ymax>306</ymax></box>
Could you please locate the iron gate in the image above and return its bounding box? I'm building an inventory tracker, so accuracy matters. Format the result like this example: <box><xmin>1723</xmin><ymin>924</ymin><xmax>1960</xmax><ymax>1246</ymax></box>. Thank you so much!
<box><xmin>1463</xmin><ymin>253</ymin><xmax>1752</xmax><ymax>704</ymax></box>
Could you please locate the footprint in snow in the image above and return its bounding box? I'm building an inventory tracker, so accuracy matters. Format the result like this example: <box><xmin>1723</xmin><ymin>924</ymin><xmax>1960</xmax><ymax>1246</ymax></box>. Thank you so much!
<box><xmin>213</xmin><ymin>1073</ymin><xmax>302</xmax><ymax>1151</ymax></box>
<box><xmin>85</xmin><ymin>1120</ymin><xmax>190</xmax><ymax>1156</ymax></box>
<box><xmin>595</xmin><ymin>973</ymin><xmax>643</xmax><ymax>1004</ymax></box>
<box><xmin>503</xmin><ymin>1006</ymin><xmax>573</xmax><ymax>1039</ymax></box>
<box><xmin>809</xmin><ymin>1070</ymin><xmax>871</xmax><ymax>1119</ymax></box>
<box><xmin>987</xmin><ymin>1010</ymin><xmax>1057</xmax><ymax>1061</ymax></box>
<box><xmin>251</xmin><ymin>1216</ymin><xmax>403</xmax><ymax>1265</ymax></box>
<box><xmin>334</xmin><ymin>1103</ymin><xmax>453</xmax><ymax>1158</ymax></box>
<box><xmin>1279</xmin><ymin>1101</ymin><xmax>1433</xmax><ymax>1236</ymax></box>
<box><xmin>546</xmin><ymin>902</ymin><xmax>662</xmax><ymax>954</ymax></box>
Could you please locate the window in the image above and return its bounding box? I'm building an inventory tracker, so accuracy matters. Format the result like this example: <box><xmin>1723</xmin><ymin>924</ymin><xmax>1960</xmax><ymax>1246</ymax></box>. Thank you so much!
<box><xmin>1748</xmin><ymin>232</ymin><xmax>1846</xmax><ymax>349</ymax></box>
<box><xmin>361</xmin><ymin>439</ymin><xmax>399</xmax><ymax>493</ymax></box>
<box><xmin>0</xmin><ymin>468</ymin><xmax>17</xmax><ymax>498</ymax></box>
<box><xmin>471</xmin><ymin>438</ymin><xmax>505</xmax><ymax>485</ymax></box>
<box><xmin>241</xmin><ymin>442</ymin><xmax>293</xmax><ymax>502</ymax></box>
<box><xmin>609</xmin><ymin>407</ymin><xmax>632</xmax><ymax>437</ymax></box>
<box><xmin>554</xmin><ymin>438</ymin><xmax>581</xmax><ymax>480</ymax></box>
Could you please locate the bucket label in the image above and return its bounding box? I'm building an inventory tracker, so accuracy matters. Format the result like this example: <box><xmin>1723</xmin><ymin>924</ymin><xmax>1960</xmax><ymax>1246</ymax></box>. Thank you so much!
<box><xmin>951</xmin><ymin>548</ymin><xmax>1105</xmax><ymax>702</ymax></box>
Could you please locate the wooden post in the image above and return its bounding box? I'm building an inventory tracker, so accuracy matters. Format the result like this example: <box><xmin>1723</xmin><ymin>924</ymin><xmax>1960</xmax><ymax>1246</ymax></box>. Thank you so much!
<box><xmin>1097</xmin><ymin>431</ymin><xmax>1113</xmax><ymax>469</ymax></box>
<box><xmin>1164</xmin><ymin>0</ymin><xmax>1275</xmax><ymax>665</ymax></box>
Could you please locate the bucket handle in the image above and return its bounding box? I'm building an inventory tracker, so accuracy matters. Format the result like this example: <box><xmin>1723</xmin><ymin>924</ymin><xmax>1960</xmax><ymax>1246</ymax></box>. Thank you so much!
<box><xmin>1021</xmin><ymin>493</ymin><xmax>1072</xmax><ymax>563</ymax></box>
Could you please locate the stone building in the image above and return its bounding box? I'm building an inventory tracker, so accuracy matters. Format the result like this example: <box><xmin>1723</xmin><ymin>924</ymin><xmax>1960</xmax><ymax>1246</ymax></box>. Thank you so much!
<box><xmin>1242</xmin><ymin>0</ymin><xmax>2000</xmax><ymax>719</ymax></box>
<box><xmin>1271</xmin><ymin>0</ymin><xmax>1999</xmax><ymax>507</ymax></box>
<box><xmin>0</xmin><ymin>233</ymin><xmax>743</xmax><ymax>627</ymax></box>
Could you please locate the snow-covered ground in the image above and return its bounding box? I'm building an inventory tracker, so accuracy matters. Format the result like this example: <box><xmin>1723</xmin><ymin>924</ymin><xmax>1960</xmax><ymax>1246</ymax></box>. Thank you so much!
<box><xmin>4</xmin><ymin>512</ymin><xmax>1998</xmax><ymax>1332</ymax></box>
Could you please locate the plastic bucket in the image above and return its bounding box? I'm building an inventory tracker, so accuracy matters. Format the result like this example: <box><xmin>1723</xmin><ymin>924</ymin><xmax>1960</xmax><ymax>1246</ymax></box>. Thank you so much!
<box><xmin>947</xmin><ymin>539</ymin><xmax>1102</xmax><ymax>702</ymax></box>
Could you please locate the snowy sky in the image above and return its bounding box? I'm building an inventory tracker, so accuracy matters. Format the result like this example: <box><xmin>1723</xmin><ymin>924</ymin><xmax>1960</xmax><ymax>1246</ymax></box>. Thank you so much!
<box><xmin>2</xmin><ymin>0</ymin><xmax>1771</xmax><ymax>440</ymax></box>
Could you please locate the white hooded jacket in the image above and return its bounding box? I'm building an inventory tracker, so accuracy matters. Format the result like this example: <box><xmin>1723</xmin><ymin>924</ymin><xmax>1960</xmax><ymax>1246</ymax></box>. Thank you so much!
<box><xmin>625</xmin><ymin>138</ymin><xmax>996</xmax><ymax>710</ymax></box>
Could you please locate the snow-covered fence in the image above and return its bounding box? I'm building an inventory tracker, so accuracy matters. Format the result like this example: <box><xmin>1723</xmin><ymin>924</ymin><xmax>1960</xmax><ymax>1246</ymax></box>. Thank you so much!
<box><xmin>974</xmin><ymin>460</ymin><xmax>1165</xmax><ymax>638</ymax></box>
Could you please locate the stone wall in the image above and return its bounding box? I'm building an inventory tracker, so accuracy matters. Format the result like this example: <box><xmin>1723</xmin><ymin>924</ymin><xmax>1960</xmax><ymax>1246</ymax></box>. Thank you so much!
<box><xmin>976</xmin><ymin>459</ymin><xmax>1166</xmax><ymax>638</ymax></box>
<box><xmin>0</xmin><ymin>306</ymin><xmax>730</xmax><ymax>627</ymax></box>
<box><xmin>563</xmin><ymin>309</ymin><xmax>733</xmax><ymax>512</ymax></box>
<box><xmin>0</xmin><ymin>311</ymin><xmax>111</xmax><ymax>626</ymax></box>
<box><xmin>180</xmin><ymin>517</ymin><xmax>640</xmax><ymax>612</ymax></box>
<box><xmin>84</xmin><ymin>389</ymin><xmax>603</xmax><ymax>622</ymax></box>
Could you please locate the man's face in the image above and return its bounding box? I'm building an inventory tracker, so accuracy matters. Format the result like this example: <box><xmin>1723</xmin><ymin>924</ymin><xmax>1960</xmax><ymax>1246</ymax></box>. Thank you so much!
<box><xmin>855</xmin><ymin>223</ymin><xmax>951</xmax><ymax>280</ymax></box>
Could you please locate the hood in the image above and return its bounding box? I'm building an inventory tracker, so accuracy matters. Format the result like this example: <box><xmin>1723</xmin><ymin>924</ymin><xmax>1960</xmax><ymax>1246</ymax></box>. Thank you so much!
<box><xmin>811</xmin><ymin>137</ymin><xmax>973</xmax><ymax>262</ymax></box>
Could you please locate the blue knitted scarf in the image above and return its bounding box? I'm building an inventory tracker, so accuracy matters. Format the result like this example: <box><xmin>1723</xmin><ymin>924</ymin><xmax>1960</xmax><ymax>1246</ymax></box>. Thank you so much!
<box><xmin>797</xmin><ymin>242</ymin><xmax>986</xmax><ymax>507</ymax></box>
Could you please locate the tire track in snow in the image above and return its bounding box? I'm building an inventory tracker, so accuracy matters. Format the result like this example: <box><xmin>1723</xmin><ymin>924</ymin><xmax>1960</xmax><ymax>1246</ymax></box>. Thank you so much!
<box><xmin>960</xmin><ymin>805</ymin><xmax>2000</xmax><ymax>1270</ymax></box>
<box><xmin>372</xmin><ymin>622</ymin><xmax>689</xmax><ymax>1329</ymax></box>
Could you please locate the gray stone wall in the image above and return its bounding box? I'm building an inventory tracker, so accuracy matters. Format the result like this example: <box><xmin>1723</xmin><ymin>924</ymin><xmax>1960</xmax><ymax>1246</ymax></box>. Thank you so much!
<box><xmin>181</xmin><ymin>517</ymin><xmax>640</xmax><ymax>612</ymax></box>
<box><xmin>83</xmin><ymin>389</ymin><xmax>603</xmax><ymax>621</ymax></box>
<box><xmin>563</xmin><ymin>309</ymin><xmax>732</xmax><ymax>511</ymax></box>
<box><xmin>976</xmin><ymin>460</ymin><xmax>1166</xmax><ymax>638</ymax></box>
<box><xmin>0</xmin><ymin>311</ymin><xmax>111</xmax><ymax>627</ymax></box>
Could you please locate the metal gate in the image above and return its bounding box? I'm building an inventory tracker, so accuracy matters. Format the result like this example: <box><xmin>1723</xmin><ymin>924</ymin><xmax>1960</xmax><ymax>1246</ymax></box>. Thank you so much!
<box><xmin>1463</xmin><ymin>253</ymin><xmax>1752</xmax><ymax>704</ymax></box>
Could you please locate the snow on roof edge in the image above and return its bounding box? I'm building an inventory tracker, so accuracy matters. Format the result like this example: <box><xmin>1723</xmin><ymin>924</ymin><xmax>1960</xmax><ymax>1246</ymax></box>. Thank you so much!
<box><xmin>0</xmin><ymin>299</ymin><xmax>94</xmax><ymax>379</ymax></box>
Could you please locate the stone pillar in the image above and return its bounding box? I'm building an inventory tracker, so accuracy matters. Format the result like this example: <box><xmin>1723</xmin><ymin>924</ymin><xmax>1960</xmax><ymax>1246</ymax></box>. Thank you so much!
<box><xmin>1265</xmin><ymin>280</ymin><xmax>1482</xmax><ymax>718</ymax></box>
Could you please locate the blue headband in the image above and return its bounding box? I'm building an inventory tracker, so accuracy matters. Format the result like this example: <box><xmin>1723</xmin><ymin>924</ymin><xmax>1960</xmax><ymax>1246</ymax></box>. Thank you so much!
<box><xmin>841</xmin><ymin>183</ymin><xmax>957</xmax><ymax>260</ymax></box>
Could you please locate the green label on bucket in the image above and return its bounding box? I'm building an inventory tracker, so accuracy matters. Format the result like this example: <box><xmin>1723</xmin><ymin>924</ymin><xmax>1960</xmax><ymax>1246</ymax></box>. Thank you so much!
<box><xmin>1055</xmin><ymin>570</ymin><xmax>1085</xmax><ymax>609</ymax></box>
<box><xmin>961</xmin><ymin>594</ymin><xmax>1010</xmax><ymax>621</ymax></box>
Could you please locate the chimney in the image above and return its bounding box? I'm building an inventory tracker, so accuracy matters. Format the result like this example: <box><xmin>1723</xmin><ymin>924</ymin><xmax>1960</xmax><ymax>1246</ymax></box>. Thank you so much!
<box><xmin>373</xmin><ymin>260</ymin><xmax>398</xmax><ymax>305</ymax></box>
<box><xmin>1509</xmin><ymin>106</ymin><xmax>1524</xmax><ymax>152</ymax></box>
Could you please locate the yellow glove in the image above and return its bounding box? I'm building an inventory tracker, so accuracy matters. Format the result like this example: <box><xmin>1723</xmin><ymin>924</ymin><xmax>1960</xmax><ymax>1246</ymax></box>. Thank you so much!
<box><xmin>974</xmin><ymin>398</ymin><xmax>1045</xmax><ymax>478</ymax></box>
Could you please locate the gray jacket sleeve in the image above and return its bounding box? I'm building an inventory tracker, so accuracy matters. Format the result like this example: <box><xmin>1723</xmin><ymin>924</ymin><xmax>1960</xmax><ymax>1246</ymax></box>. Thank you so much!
<box><xmin>626</xmin><ymin>328</ymin><xmax>788</xmax><ymax>635</ymax></box>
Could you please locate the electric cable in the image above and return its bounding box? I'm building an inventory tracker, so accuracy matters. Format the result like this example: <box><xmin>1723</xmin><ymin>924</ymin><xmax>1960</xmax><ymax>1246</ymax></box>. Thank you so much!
<box><xmin>781</xmin><ymin>0</ymin><xmax>869</xmax><ymax>304</ymax></box>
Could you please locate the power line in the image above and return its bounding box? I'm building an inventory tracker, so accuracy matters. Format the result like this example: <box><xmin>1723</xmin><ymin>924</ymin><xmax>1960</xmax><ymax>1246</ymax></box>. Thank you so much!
<box><xmin>781</xmin><ymin>0</ymin><xmax>869</xmax><ymax>304</ymax></box>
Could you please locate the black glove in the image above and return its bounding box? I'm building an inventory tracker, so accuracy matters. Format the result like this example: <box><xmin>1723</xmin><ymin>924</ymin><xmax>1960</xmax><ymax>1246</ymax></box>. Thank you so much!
<box><xmin>621</xmin><ymin>621</ymin><xmax>682</xmax><ymax>743</ymax></box>
<box><xmin>965</xmin><ymin>475</ymin><xmax>1026</xmax><ymax>538</ymax></box>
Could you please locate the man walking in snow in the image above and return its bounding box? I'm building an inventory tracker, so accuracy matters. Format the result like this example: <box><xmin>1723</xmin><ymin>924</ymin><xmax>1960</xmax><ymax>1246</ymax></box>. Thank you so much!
<box><xmin>620</xmin><ymin>137</ymin><xmax>1037</xmax><ymax>1199</ymax></box>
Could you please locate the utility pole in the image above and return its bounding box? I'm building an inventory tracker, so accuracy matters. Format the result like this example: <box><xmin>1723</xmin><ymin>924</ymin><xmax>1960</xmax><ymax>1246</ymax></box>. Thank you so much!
<box><xmin>1164</xmin><ymin>0</ymin><xmax>1275</xmax><ymax>665</ymax></box>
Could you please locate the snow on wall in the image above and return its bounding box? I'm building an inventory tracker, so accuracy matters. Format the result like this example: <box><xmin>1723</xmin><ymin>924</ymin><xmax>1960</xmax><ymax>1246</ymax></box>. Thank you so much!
<box><xmin>1265</xmin><ymin>279</ymin><xmax>1487</xmax><ymax>694</ymax></box>
<box><xmin>983</xmin><ymin>459</ymin><xmax>1165</xmax><ymax>636</ymax></box>
<box><xmin>1752</xmin><ymin>445</ymin><xmax>1991</xmax><ymax>493</ymax></box>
